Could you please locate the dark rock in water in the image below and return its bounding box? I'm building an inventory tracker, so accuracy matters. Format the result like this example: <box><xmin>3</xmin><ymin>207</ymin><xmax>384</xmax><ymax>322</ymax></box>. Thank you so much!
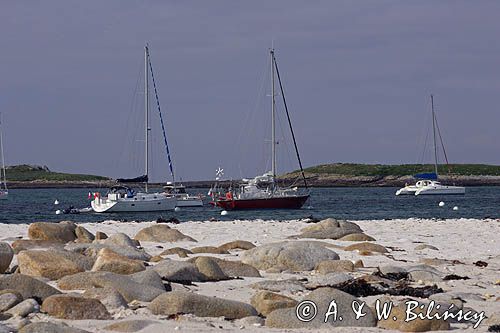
<box><xmin>157</xmin><ymin>216</ymin><xmax>180</xmax><ymax>224</ymax></box>
<box><xmin>149</xmin><ymin>291</ymin><xmax>257</xmax><ymax>319</ymax></box>
<box><xmin>0</xmin><ymin>274</ymin><xmax>60</xmax><ymax>301</ymax></box>
<box><xmin>19</xmin><ymin>322</ymin><xmax>91</xmax><ymax>333</ymax></box>
<box><xmin>42</xmin><ymin>294</ymin><xmax>111</xmax><ymax>320</ymax></box>
<box><xmin>443</xmin><ymin>274</ymin><xmax>470</xmax><ymax>281</ymax></box>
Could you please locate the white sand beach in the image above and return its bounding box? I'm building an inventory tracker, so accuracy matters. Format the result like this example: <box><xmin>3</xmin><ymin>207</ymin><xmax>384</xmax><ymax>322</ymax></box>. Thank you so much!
<box><xmin>0</xmin><ymin>218</ymin><xmax>499</xmax><ymax>332</ymax></box>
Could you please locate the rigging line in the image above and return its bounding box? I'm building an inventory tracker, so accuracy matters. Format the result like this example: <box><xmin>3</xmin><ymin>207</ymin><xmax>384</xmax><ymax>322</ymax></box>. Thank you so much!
<box><xmin>434</xmin><ymin>112</ymin><xmax>451</xmax><ymax>173</ymax></box>
<box><xmin>272</xmin><ymin>52</ymin><xmax>308</xmax><ymax>189</ymax></box>
<box><xmin>237</xmin><ymin>56</ymin><xmax>270</xmax><ymax>179</ymax></box>
<box><xmin>115</xmin><ymin>60</ymin><xmax>143</xmax><ymax>176</ymax></box>
<box><xmin>0</xmin><ymin>113</ymin><xmax>7</xmax><ymax>188</ymax></box>
<box><xmin>147</xmin><ymin>49</ymin><xmax>175</xmax><ymax>183</ymax></box>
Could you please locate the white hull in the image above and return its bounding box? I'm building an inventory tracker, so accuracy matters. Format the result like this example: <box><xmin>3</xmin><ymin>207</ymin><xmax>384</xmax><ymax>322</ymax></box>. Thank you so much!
<box><xmin>415</xmin><ymin>185</ymin><xmax>465</xmax><ymax>195</ymax></box>
<box><xmin>175</xmin><ymin>197</ymin><xmax>203</xmax><ymax>207</ymax></box>
<box><xmin>91</xmin><ymin>192</ymin><xmax>176</xmax><ymax>213</ymax></box>
<box><xmin>0</xmin><ymin>190</ymin><xmax>7</xmax><ymax>200</ymax></box>
<box><xmin>395</xmin><ymin>186</ymin><xmax>419</xmax><ymax>196</ymax></box>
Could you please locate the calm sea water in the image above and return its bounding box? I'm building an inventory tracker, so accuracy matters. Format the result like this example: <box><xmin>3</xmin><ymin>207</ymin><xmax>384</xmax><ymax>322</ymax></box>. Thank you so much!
<box><xmin>0</xmin><ymin>187</ymin><xmax>498</xmax><ymax>224</ymax></box>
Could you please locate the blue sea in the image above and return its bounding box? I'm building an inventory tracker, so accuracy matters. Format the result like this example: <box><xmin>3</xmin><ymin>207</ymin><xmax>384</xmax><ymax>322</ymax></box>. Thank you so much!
<box><xmin>0</xmin><ymin>187</ymin><xmax>498</xmax><ymax>224</ymax></box>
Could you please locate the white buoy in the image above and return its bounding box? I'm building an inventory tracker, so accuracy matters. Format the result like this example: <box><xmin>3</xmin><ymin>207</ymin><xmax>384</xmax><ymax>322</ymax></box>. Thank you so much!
<box><xmin>174</xmin><ymin>207</ymin><xmax>181</xmax><ymax>212</ymax></box>
<box><xmin>54</xmin><ymin>199</ymin><xmax>59</xmax><ymax>205</ymax></box>
<box><xmin>453</xmin><ymin>206</ymin><xmax>458</xmax><ymax>211</ymax></box>
<box><xmin>220</xmin><ymin>210</ymin><xmax>228</xmax><ymax>216</ymax></box>
<box><xmin>438</xmin><ymin>201</ymin><xmax>445</xmax><ymax>207</ymax></box>
<box><xmin>55</xmin><ymin>210</ymin><xmax>61</xmax><ymax>215</ymax></box>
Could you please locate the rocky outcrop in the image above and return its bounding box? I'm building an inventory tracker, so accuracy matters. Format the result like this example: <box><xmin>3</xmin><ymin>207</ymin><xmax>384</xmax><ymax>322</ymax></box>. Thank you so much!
<box><xmin>28</xmin><ymin>221</ymin><xmax>77</xmax><ymax>242</ymax></box>
<box><xmin>241</xmin><ymin>241</ymin><xmax>340</xmax><ymax>272</ymax></box>
<box><xmin>149</xmin><ymin>291</ymin><xmax>257</xmax><ymax>319</ymax></box>
<box><xmin>91</xmin><ymin>248</ymin><xmax>145</xmax><ymax>275</ymax></box>
<box><xmin>0</xmin><ymin>242</ymin><xmax>14</xmax><ymax>273</ymax></box>
<box><xmin>134</xmin><ymin>224</ymin><xmax>196</xmax><ymax>242</ymax></box>
<box><xmin>296</xmin><ymin>218</ymin><xmax>363</xmax><ymax>239</ymax></box>
<box><xmin>17</xmin><ymin>250</ymin><xmax>90</xmax><ymax>280</ymax></box>
<box><xmin>41</xmin><ymin>295</ymin><xmax>111</xmax><ymax>320</ymax></box>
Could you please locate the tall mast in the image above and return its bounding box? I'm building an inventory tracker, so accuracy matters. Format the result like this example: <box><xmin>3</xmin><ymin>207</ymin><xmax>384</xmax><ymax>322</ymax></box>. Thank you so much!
<box><xmin>144</xmin><ymin>45</ymin><xmax>150</xmax><ymax>192</ymax></box>
<box><xmin>271</xmin><ymin>48</ymin><xmax>276</xmax><ymax>181</ymax></box>
<box><xmin>0</xmin><ymin>113</ymin><xmax>6</xmax><ymax>189</ymax></box>
<box><xmin>431</xmin><ymin>94</ymin><xmax>438</xmax><ymax>177</ymax></box>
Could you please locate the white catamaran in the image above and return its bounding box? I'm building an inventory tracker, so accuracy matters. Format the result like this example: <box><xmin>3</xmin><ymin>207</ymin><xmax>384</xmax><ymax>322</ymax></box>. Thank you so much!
<box><xmin>0</xmin><ymin>113</ymin><xmax>8</xmax><ymax>200</ymax></box>
<box><xmin>396</xmin><ymin>95</ymin><xmax>465</xmax><ymax>196</ymax></box>
<box><xmin>91</xmin><ymin>45</ymin><xmax>176</xmax><ymax>212</ymax></box>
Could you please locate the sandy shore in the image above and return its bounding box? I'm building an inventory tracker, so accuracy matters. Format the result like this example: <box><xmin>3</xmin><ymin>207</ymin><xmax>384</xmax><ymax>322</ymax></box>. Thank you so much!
<box><xmin>0</xmin><ymin>218</ymin><xmax>499</xmax><ymax>332</ymax></box>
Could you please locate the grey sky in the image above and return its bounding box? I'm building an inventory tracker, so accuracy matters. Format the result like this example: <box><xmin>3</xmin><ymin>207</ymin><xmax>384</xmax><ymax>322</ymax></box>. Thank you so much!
<box><xmin>1</xmin><ymin>1</ymin><xmax>499</xmax><ymax>181</ymax></box>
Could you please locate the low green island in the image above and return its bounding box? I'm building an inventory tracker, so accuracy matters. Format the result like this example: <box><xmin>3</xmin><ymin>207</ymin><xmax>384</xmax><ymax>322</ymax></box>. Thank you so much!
<box><xmin>3</xmin><ymin>163</ymin><xmax>500</xmax><ymax>188</ymax></box>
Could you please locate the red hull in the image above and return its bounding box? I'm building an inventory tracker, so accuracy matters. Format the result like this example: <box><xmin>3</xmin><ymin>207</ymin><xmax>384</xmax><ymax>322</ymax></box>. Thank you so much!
<box><xmin>212</xmin><ymin>195</ymin><xmax>309</xmax><ymax>210</ymax></box>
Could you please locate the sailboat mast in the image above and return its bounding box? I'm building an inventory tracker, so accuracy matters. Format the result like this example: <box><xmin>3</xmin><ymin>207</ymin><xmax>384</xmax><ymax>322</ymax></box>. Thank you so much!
<box><xmin>144</xmin><ymin>45</ymin><xmax>150</xmax><ymax>192</ymax></box>
<box><xmin>0</xmin><ymin>113</ymin><xmax>6</xmax><ymax>189</ymax></box>
<box><xmin>431</xmin><ymin>94</ymin><xmax>438</xmax><ymax>177</ymax></box>
<box><xmin>271</xmin><ymin>49</ymin><xmax>276</xmax><ymax>181</ymax></box>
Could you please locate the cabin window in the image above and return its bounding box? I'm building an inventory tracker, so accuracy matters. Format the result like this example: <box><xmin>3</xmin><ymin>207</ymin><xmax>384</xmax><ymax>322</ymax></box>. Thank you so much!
<box><xmin>131</xmin><ymin>204</ymin><xmax>135</xmax><ymax>206</ymax></box>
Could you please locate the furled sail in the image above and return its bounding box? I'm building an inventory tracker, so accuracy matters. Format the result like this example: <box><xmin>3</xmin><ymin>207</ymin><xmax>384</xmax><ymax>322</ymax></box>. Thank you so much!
<box><xmin>414</xmin><ymin>172</ymin><xmax>438</xmax><ymax>180</ymax></box>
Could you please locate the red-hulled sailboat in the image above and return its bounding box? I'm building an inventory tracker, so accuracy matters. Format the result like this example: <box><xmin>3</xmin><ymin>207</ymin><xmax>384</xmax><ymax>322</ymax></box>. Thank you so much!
<box><xmin>210</xmin><ymin>48</ymin><xmax>310</xmax><ymax>210</ymax></box>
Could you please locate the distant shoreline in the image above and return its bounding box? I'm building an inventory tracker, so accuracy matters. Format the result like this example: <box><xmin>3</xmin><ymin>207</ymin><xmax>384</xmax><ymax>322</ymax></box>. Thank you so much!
<box><xmin>6</xmin><ymin>175</ymin><xmax>500</xmax><ymax>189</ymax></box>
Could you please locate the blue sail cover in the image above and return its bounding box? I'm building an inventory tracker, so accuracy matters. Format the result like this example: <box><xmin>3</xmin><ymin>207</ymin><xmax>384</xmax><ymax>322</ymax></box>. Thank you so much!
<box><xmin>414</xmin><ymin>172</ymin><xmax>438</xmax><ymax>180</ymax></box>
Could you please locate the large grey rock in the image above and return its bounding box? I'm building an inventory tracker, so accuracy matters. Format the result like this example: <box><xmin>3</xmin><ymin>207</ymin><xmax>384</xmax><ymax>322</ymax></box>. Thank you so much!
<box><xmin>75</xmin><ymin>226</ymin><xmax>95</xmax><ymax>243</ymax></box>
<box><xmin>159</xmin><ymin>247</ymin><xmax>192</xmax><ymax>258</ymax></box>
<box><xmin>83</xmin><ymin>287</ymin><xmax>128</xmax><ymax>310</ymax></box>
<box><xmin>0</xmin><ymin>242</ymin><xmax>14</xmax><ymax>273</ymax></box>
<box><xmin>191</xmin><ymin>257</ymin><xmax>229</xmax><ymax>281</ymax></box>
<box><xmin>11</xmin><ymin>239</ymin><xmax>65</xmax><ymax>253</ymax></box>
<box><xmin>297</xmin><ymin>218</ymin><xmax>363</xmax><ymax>239</ymax></box>
<box><xmin>152</xmin><ymin>259</ymin><xmax>206</xmax><ymax>283</ymax></box>
<box><xmin>42</xmin><ymin>294</ymin><xmax>111</xmax><ymax>319</ymax></box>
<box><xmin>191</xmin><ymin>246</ymin><xmax>229</xmax><ymax>254</ymax></box>
<box><xmin>241</xmin><ymin>241</ymin><xmax>340</xmax><ymax>272</ymax></box>
<box><xmin>5</xmin><ymin>298</ymin><xmax>39</xmax><ymax>317</ymax></box>
<box><xmin>20</xmin><ymin>322</ymin><xmax>91</xmax><ymax>333</ymax></box>
<box><xmin>129</xmin><ymin>269</ymin><xmax>166</xmax><ymax>291</ymax></box>
<box><xmin>208</xmin><ymin>257</ymin><xmax>261</xmax><ymax>277</ymax></box>
<box><xmin>101</xmin><ymin>233</ymin><xmax>140</xmax><ymax>248</ymax></box>
<box><xmin>149</xmin><ymin>291</ymin><xmax>257</xmax><ymax>319</ymax></box>
<box><xmin>250</xmin><ymin>291</ymin><xmax>297</xmax><ymax>316</ymax></box>
<box><xmin>218</xmin><ymin>240</ymin><xmax>256</xmax><ymax>251</ymax></box>
<box><xmin>337</xmin><ymin>233</ymin><xmax>376</xmax><ymax>241</ymax></box>
<box><xmin>17</xmin><ymin>250</ymin><xmax>91</xmax><ymax>280</ymax></box>
<box><xmin>266</xmin><ymin>287</ymin><xmax>377</xmax><ymax>328</ymax></box>
<box><xmin>65</xmin><ymin>243</ymin><xmax>151</xmax><ymax>261</ymax></box>
<box><xmin>407</xmin><ymin>264</ymin><xmax>443</xmax><ymax>282</ymax></box>
<box><xmin>0</xmin><ymin>274</ymin><xmax>60</xmax><ymax>301</ymax></box>
<box><xmin>103</xmin><ymin>320</ymin><xmax>156</xmax><ymax>332</ymax></box>
<box><xmin>28</xmin><ymin>221</ymin><xmax>77</xmax><ymax>242</ymax></box>
<box><xmin>0</xmin><ymin>291</ymin><xmax>22</xmax><ymax>312</ymax></box>
<box><xmin>344</xmin><ymin>242</ymin><xmax>388</xmax><ymax>254</ymax></box>
<box><xmin>57</xmin><ymin>271</ymin><xmax>165</xmax><ymax>302</ymax></box>
<box><xmin>91</xmin><ymin>248</ymin><xmax>145</xmax><ymax>275</ymax></box>
<box><xmin>134</xmin><ymin>224</ymin><xmax>196</xmax><ymax>242</ymax></box>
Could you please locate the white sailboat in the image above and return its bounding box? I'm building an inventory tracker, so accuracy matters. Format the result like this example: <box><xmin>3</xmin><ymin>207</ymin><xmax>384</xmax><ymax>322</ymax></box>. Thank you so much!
<box><xmin>396</xmin><ymin>95</ymin><xmax>465</xmax><ymax>196</ymax></box>
<box><xmin>164</xmin><ymin>183</ymin><xmax>203</xmax><ymax>207</ymax></box>
<box><xmin>91</xmin><ymin>45</ymin><xmax>176</xmax><ymax>213</ymax></box>
<box><xmin>0</xmin><ymin>113</ymin><xmax>8</xmax><ymax>200</ymax></box>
